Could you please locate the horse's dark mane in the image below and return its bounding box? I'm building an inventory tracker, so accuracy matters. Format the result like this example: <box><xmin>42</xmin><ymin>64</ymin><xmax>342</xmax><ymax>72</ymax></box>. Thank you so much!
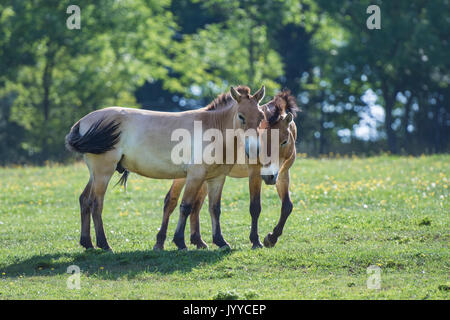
<box><xmin>267</xmin><ymin>107</ymin><xmax>281</xmax><ymax>126</ymax></box>
<box><xmin>204</xmin><ymin>86</ymin><xmax>251</xmax><ymax>111</ymax></box>
<box><xmin>274</xmin><ymin>90</ymin><xmax>300</xmax><ymax>117</ymax></box>
<box><xmin>267</xmin><ymin>90</ymin><xmax>300</xmax><ymax>125</ymax></box>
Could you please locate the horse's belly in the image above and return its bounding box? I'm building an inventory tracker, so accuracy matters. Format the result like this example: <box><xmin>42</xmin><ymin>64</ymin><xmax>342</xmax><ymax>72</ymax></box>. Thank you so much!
<box><xmin>121</xmin><ymin>148</ymin><xmax>186</xmax><ymax>179</ymax></box>
<box><xmin>228</xmin><ymin>165</ymin><xmax>249</xmax><ymax>178</ymax></box>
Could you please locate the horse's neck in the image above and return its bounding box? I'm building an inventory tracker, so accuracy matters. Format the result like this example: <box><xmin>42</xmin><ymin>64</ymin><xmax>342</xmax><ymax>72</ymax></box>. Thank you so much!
<box><xmin>202</xmin><ymin>102</ymin><xmax>237</xmax><ymax>133</ymax></box>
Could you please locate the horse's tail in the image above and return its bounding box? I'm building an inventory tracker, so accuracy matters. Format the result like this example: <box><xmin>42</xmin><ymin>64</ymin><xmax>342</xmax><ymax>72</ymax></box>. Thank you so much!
<box><xmin>65</xmin><ymin>119</ymin><xmax>121</xmax><ymax>155</ymax></box>
<box><xmin>114</xmin><ymin>159</ymin><xmax>129</xmax><ymax>191</ymax></box>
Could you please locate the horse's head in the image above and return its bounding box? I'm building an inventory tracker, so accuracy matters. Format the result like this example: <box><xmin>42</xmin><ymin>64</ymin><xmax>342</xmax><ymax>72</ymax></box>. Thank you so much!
<box><xmin>230</xmin><ymin>85</ymin><xmax>265</xmax><ymax>130</ymax></box>
<box><xmin>258</xmin><ymin>90</ymin><xmax>299</xmax><ymax>185</ymax></box>
<box><xmin>230</xmin><ymin>86</ymin><xmax>265</xmax><ymax>156</ymax></box>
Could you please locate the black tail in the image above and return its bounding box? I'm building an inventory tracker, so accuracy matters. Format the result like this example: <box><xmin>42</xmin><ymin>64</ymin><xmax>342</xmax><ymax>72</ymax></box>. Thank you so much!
<box><xmin>116</xmin><ymin>170</ymin><xmax>129</xmax><ymax>190</ymax></box>
<box><xmin>65</xmin><ymin>119</ymin><xmax>121</xmax><ymax>154</ymax></box>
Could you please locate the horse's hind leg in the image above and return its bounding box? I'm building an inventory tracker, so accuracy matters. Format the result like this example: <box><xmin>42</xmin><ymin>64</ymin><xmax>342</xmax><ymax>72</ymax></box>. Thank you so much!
<box><xmin>79</xmin><ymin>180</ymin><xmax>94</xmax><ymax>249</ymax></box>
<box><xmin>154</xmin><ymin>179</ymin><xmax>185</xmax><ymax>250</ymax></box>
<box><xmin>85</xmin><ymin>153</ymin><xmax>118</xmax><ymax>251</ymax></box>
<box><xmin>189</xmin><ymin>182</ymin><xmax>208</xmax><ymax>249</ymax></box>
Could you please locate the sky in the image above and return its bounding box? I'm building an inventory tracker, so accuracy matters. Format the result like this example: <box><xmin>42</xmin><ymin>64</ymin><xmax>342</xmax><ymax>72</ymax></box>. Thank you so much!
<box><xmin>354</xmin><ymin>89</ymin><xmax>385</xmax><ymax>141</ymax></box>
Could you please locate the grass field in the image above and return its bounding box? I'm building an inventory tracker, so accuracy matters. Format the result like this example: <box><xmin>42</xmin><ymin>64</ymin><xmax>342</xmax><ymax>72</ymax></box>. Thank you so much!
<box><xmin>0</xmin><ymin>155</ymin><xmax>449</xmax><ymax>299</ymax></box>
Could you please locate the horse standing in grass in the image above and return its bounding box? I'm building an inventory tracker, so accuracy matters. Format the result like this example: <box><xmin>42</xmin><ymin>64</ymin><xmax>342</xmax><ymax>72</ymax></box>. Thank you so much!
<box><xmin>65</xmin><ymin>86</ymin><xmax>265</xmax><ymax>251</ymax></box>
<box><xmin>156</xmin><ymin>91</ymin><xmax>299</xmax><ymax>250</ymax></box>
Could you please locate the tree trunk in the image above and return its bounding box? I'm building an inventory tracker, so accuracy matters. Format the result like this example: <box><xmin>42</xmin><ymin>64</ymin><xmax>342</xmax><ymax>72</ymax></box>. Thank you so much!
<box><xmin>41</xmin><ymin>44</ymin><xmax>55</xmax><ymax>159</ymax></box>
<box><xmin>402</xmin><ymin>95</ymin><xmax>413</xmax><ymax>153</ymax></box>
<box><xmin>248</xmin><ymin>27</ymin><xmax>255</xmax><ymax>87</ymax></box>
<box><xmin>319</xmin><ymin>102</ymin><xmax>325</xmax><ymax>155</ymax></box>
<box><xmin>42</xmin><ymin>50</ymin><xmax>54</xmax><ymax>121</ymax></box>
<box><xmin>434</xmin><ymin>105</ymin><xmax>441</xmax><ymax>153</ymax></box>
<box><xmin>382</xmin><ymin>82</ymin><xmax>397</xmax><ymax>154</ymax></box>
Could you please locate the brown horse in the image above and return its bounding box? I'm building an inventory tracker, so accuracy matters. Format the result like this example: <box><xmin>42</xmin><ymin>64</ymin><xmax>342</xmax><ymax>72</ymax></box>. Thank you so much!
<box><xmin>65</xmin><ymin>86</ymin><xmax>265</xmax><ymax>251</ymax></box>
<box><xmin>156</xmin><ymin>91</ymin><xmax>299</xmax><ymax>250</ymax></box>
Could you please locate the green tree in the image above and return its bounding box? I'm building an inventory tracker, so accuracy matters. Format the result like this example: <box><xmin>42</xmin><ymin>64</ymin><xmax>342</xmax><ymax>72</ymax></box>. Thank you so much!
<box><xmin>168</xmin><ymin>0</ymin><xmax>312</xmax><ymax>99</ymax></box>
<box><xmin>316</xmin><ymin>0</ymin><xmax>450</xmax><ymax>153</ymax></box>
<box><xmin>0</xmin><ymin>0</ymin><xmax>176</xmax><ymax>162</ymax></box>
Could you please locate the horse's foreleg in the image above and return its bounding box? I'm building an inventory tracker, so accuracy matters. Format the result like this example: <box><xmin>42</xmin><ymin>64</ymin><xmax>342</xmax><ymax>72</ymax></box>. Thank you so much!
<box><xmin>189</xmin><ymin>182</ymin><xmax>208</xmax><ymax>249</ymax></box>
<box><xmin>264</xmin><ymin>170</ymin><xmax>292</xmax><ymax>248</ymax></box>
<box><xmin>173</xmin><ymin>174</ymin><xmax>206</xmax><ymax>250</ymax></box>
<box><xmin>79</xmin><ymin>180</ymin><xmax>94</xmax><ymax>249</ymax></box>
<box><xmin>248</xmin><ymin>166</ymin><xmax>263</xmax><ymax>249</ymax></box>
<box><xmin>207</xmin><ymin>175</ymin><xmax>229</xmax><ymax>249</ymax></box>
<box><xmin>154</xmin><ymin>179</ymin><xmax>185</xmax><ymax>250</ymax></box>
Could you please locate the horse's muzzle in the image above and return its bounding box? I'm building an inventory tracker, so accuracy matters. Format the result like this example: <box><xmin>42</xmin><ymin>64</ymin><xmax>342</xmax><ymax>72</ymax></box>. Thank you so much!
<box><xmin>262</xmin><ymin>173</ymin><xmax>278</xmax><ymax>185</ymax></box>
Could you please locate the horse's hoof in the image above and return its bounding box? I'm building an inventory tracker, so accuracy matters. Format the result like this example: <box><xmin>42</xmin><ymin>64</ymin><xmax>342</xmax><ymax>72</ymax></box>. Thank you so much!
<box><xmin>101</xmin><ymin>247</ymin><xmax>114</xmax><ymax>253</ymax></box>
<box><xmin>178</xmin><ymin>246</ymin><xmax>188</xmax><ymax>251</ymax></box>
<box><xmin>219</xmin><ymin>244</ymin><xmax>232</xmax><ymax>251</ymax></box>
<box><xmin>153</xmin><ymin>244</ymin><xmax>164</xmax><ymax>251</ymax></box>
<box><xmin>263</xmin><ymin>233</ymin><xmax>276</xmax><ymax>248</ymax></box>
<box><xmin>252</xmin><ymin>242</ymin><xmax>263</xmax><ymax>250</ymax></box>
<box><xmin>196</xmin><ymin>241</ymin><xmax>209</xmax><ymax>250</ymax></box>
<box><xmin>80</xmin><ymin>237</ymin><xmax>94</xmax><ymax>250</ymax></box>
<box><xmin>191</xmin><ymin>235</ymin><xmax>209</xmax><ymax>249</ymax></box>
<box><xmin>173</xmin><ymin>236</ymin><xmax>188</xmax><ymax>250</ymax></box>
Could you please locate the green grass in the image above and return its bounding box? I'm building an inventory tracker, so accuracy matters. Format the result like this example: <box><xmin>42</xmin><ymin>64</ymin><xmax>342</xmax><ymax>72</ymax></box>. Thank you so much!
<box><xmin>0</xmin><ymin>155</ymin><xmax>449</xmax><ymax>299</ymax></box>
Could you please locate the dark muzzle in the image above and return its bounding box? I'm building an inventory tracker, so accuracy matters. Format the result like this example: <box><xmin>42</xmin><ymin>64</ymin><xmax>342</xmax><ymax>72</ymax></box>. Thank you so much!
<box><xmin>262</xmin><ymin>173</ymin><xmax>278</xmax><ymax>185</ymax></box>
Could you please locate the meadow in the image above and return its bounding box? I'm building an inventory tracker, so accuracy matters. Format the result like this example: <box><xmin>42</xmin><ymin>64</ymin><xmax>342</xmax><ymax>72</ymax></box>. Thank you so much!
<box><xmin>0</xmin><ymin>155</ymin><xmax>448</xmax><ymax>299</ymax></box>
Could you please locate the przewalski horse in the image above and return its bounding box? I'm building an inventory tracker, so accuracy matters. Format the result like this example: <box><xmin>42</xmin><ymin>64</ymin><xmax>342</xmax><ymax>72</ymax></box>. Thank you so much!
<box><xmin>65</xmin><ymin>85</ymin><xmax>265</xmax><ymax>251</ymax></box>
<box><xmin>157</xmin><ymin>91</ymin><xmax>299</xmax><ymax>250</ymax></box>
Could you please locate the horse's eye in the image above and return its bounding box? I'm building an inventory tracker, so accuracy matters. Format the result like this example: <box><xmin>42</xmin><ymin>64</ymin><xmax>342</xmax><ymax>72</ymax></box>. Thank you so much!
<box><xmin>238</xmin><ymin>114</ymin><xmax>246</xmax><ymax>124</ymax></box>
<box><xmin>281</xmin><ymin>140</ymin><xmax>288</xmax><ymax>146</ymax></box>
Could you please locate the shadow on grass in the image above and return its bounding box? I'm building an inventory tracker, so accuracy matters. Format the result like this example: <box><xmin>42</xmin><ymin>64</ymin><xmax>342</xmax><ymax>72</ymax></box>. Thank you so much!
<box><xmin>1</xmin><ymin>248</ymin><xmax>233</xmax><ymax>280</ymax></box>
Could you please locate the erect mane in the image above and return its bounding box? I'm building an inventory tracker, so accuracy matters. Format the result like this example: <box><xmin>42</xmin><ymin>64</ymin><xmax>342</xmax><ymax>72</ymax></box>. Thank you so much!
<box><xmin>266</xmin><ymin>90</ymin><xmax>300</xmax><ymax>125</ymax></box>
<box><xmin>204</xmin><ymin>86</ymin><xmax>251</xmax><ymax>111</ymax></box>
<box><xmin>267</xmin><ymin>105</ymin><xmax>282</xmax><ymax>126</ymax></box>
<box><xmin>274</xmin><ymin>90</ymin><xmax>300</xmax><ymax>117</ymax></box>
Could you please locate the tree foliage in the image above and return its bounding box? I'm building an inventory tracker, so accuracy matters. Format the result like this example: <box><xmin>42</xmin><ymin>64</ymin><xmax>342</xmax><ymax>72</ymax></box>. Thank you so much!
<box><xmin>0</xmin><ymin>0</ymin><xmax>448</xmax><ymax>164</ymax></box>
<box><xmin>316</xmin><ymin>0</ymin><xmax>449</xmax><ymax>153</ymax></box>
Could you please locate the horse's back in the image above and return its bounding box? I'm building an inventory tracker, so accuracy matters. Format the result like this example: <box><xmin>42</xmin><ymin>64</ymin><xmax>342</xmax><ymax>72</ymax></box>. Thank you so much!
<box><xmin>78</xmin><ymin>106</ymin><xmax>197</xmax><ymax>134</ymax></box>
<box><xmin>78</xmin><ymin>107</ymin><xmax>128</xmax><ymax>135</ymax></box>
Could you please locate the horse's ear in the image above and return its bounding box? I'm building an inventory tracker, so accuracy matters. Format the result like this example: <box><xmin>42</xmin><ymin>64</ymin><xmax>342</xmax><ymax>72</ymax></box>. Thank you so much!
<box><xmin>284</xmin><ymin>112</ymin><xmax>293</xmax><ymax>123</ymax></box>
<box><xmin>230</xmin><ymin>86</ymin><xmax>241</xmax><ymax>102</ymax></box>
<box><xmin>253</xmin><ymin>85</ymin><xmax>265</xmax><ymax>103</ymax></box>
